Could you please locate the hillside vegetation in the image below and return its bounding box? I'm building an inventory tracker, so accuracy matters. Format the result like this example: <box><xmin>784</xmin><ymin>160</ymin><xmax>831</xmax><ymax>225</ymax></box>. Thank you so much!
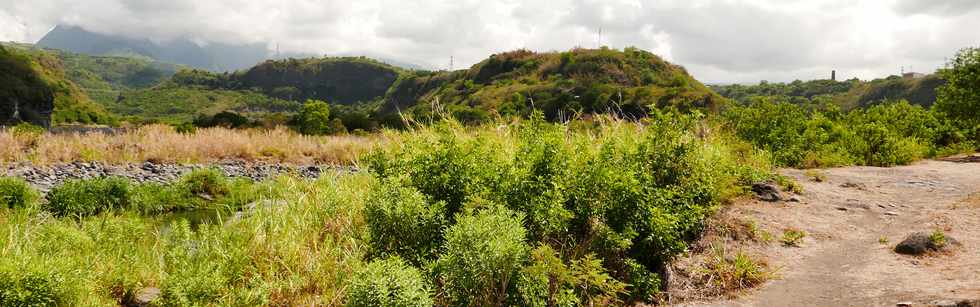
<box><xmin>712</xmin><ymin>74</ymin><xmax>944</xmax><ymax>109</ymax></box>
<box><xmin>0</xmin><ymin>45</ymin><xmax>115</xmax><ymax>126</ymax></box>
<box><xmin>383</xmin><ymin>47</ymin><xmax>723</xmax><ymax>124</ymax></box>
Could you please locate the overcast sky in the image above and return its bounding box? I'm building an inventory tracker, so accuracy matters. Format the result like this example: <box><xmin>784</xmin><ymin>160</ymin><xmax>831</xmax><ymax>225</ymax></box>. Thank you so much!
<box><xmin>2</xmin><ymin>0</ymin><xmax>978</xmax><ymax>84</ymax></box>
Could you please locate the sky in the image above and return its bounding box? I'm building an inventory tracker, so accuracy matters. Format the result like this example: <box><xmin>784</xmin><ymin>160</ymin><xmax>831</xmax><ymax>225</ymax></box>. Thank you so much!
<box><xmin>2</xmin><ymin>0</ymin><xmax>979</xmax><ymax>84</ymax></box>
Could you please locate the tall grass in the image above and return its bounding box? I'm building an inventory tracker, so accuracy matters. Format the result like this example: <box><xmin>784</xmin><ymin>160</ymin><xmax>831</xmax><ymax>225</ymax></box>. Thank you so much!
<box><xmin>0</xmin><ymin>125</ymin><xmax>376</xmax><ymax>166</ymax></box>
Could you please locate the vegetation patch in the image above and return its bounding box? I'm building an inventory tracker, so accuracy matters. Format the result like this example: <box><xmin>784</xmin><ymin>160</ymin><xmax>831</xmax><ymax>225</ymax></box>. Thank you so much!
<box><xmin>0</xmin><ymin>177</ymin><xmax>39</xmax><ymax>209</ymax></box>
<box><xmin>45</xmin><ymin>177</ymin><xmax>132</xmax><ymax>217</ymax></box>
<box><xmin>780</xmin><ymin>229</ymin><xmax>807</xmax><ymax>247</ymax></box>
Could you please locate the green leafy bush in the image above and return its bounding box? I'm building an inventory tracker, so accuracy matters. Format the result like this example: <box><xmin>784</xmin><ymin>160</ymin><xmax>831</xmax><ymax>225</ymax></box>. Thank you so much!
<box><xmin>0</xmin><ymin>267</ymin><xmax>71</xmax><ymax>306</ymax></box>
<box><xmin>725</xmin><ymin>99</ymin><xmax>946</xmax><ymax>167</ymax></box>
<box><xmin>517</xmin><ymin>246</ymin><xmax>626</xmax><ymax>306</ymax></box>
<box><xmin>346</xmin><ymin>257</ymin><xmax>433</xmax><ymax>307</ymax></box>
<box><xmin>367</xmin><ymin>112</ymin><xmax>761</xmax><ymax>302</ymax></box>
<box><xmin>0</xmin><ymin>177</ymin><xmax>39</xmax><ymax>209</ymax></box>
<box><xmin>45</xmin><ymin>177</ymin><xmax>132</xmax><ymax>217</ymax></box>
<box><xmin>435</xmin><ymin>205</ymin><xmax>529</xmax><ymax>306</ymax></box>
<box><xmin>365</xmin><ymin>179</ymin><xmax>447</xmax><ymax>266</ymax></box>
<box><xmin>296</xmin><ymin>99</ymin><xmax>333</xmax><ymax>135</ymax></box>
<box><xmin>180</xmin><ymin>168</ymin><xmax>230</xmax><ymax>197</ymax></box>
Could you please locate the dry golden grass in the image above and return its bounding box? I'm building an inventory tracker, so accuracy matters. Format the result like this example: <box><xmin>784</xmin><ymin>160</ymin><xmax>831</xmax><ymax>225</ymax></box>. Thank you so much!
<box><xmin>0</xmin><ymin>125</ymin><xmax>377</xmax><ymax>166</ymax></box>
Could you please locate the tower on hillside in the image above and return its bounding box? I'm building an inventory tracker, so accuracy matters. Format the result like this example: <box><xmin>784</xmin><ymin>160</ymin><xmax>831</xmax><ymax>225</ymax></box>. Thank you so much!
<box><xmin>831</xmin><ymin>70</ymin><xmax>836</xmax><ymax>81</ymax></box>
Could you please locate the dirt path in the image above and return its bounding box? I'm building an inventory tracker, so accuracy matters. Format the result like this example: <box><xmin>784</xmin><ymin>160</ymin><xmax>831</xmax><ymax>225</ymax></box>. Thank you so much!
<box><xmin>676</xmin><ymin>158</ymin><xmax>980</xmax><ymax>306</ymax></box>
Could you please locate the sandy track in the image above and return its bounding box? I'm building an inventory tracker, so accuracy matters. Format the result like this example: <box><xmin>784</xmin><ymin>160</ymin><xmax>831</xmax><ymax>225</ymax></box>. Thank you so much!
<box><xmin>677</xmin><ymin>158</ymin><xmax>980</xmax><ymax>306</ymax></box>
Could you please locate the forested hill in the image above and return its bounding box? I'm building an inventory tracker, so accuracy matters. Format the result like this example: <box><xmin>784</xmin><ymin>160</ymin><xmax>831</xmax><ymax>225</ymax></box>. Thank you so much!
<box><xmin>104</xmin><ymin>57</ymin><xmax>404</xmax><ymax>123</ymax></box>
<box><xmin>0</xmin><ymin>45</ymin><xmax>115</xmax><ymax>126</ymax></box>
<box><xmin>381</xmin><ymin>48</ymin><xmax>723</xmax><ymax>122</ymax></box>
<box><xmin>712</xmin><ymin>74</ymin><xmax>945</xmax><ymax>109</ymax></box>
<box><xmin>171</xmin><ymin>57</ymin><xmax>404</xmax><ymax>104</ymax></box>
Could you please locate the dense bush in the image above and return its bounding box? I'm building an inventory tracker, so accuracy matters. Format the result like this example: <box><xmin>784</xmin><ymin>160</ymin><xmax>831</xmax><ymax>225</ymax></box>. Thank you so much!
<box><xmin>0</xmin><ymin>177</ymin><xmax>39</xmax><ymax>209</ymax></box>
<box><xmin>365</xmin><ymin>179</ymin><xmax>447</xmax><ymax>266</ymax></box>
<box><xmin>434</xmin><ymin>205</ymin><xmax>529</xmax><ymax>306</ymax></box>
<box><xmin>0</xmin><ymin>267</ymin><xmax>71</xmax><ymax>306</ymax></box>
<box><xmin>296</xmin><ymin>99</ymin><xmax>336</xmax><ymax>135</ymax></box>
<box><xmin>45</xmin><ymin>177</ymin><xmax>132</xmax><ymax>217</ymax></box>
<box><xmin>180</xmin><ymin>168</ymin><xmax>231</xmax><ymax>197</ymax></box>
<box><xmin>517</xmin><ymin>245</ymin><xmax>626</xmax><ymax>306</ymax></box>
<box><xmin>346</xmin><ymin>257</ymin><xmax>433</xmax><ymax>307</ymax></box>
<box><xmin>724</xmin><ymin>99</ymin><xmax>956</xmax><ymax>167</ymax></box>
<box><xmin>366</xmin><ymin>112</ymin><xmax>767</xmax><ymax>302</ymax></box>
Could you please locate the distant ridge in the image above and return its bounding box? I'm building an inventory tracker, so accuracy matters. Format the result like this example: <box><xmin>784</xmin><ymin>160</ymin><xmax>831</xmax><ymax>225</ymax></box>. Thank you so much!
<box><xmin>36</xmin><ymin>25</ymin><xmax>268</xmax><ymax>72</ymax></box>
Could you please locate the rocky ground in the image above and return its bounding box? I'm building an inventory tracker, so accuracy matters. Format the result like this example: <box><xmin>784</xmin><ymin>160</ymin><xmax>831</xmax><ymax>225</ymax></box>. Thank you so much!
<box><xmin>670</xmin><ymin>155</ymin><xmax>980</xmax><ymax>306</ymax></box>
<box><xmin>2</xmin><ymin>160</ymin><xmax>358</xmax><ymax>193</ymax></box>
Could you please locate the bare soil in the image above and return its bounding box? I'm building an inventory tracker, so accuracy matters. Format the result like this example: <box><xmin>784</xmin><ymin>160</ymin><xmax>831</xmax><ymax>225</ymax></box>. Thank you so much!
<box><xmin>670</xmin><ymin>156</ymin><xmax>980</xmax><ymax>306</ymax></box>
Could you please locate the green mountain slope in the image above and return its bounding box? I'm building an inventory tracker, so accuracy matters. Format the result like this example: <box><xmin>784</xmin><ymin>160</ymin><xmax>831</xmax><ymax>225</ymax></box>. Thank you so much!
<box><xmin>0</xmin><ymin>45</ymin><xmax>114</xmax><ymax>126</ymax></box>
<box><xmin>172</xmin><ymin>56</ymin><xmax>405</xmax><ymax>104</ymax></box>
<box><xmin>382</xmin><ymin>48</ymin><xmax>723</xmax><ymax>122</ymax></box>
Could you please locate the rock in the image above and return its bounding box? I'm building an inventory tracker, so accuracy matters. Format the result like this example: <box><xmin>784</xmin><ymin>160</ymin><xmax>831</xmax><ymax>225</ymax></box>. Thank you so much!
<box><xmin>957</xmin><ymin>299</ymin><xmax>980</xmax><ymax>307</ymax></box>
<box><xmin>789</xmin><ymin>195</ymin><xmax>801</xmax><ymax>202</ymax></box>
<box><xmin>751</xmin><ymin>182</ymin><xmax>782</xmax><ymax>202</ymax></box>
<box><xmin>894</xmin><ymin>232</ymin><xmax>958</xmax><ymax>255</ymax></box>
<box><xmin>896</xmin><ymin>302</ymin><xmax>914</xmax><ymax>307</ymax></box>
<box><xmin>841</xmin><ymin>182</ymin><xmax>866</xmax><ymax>189</ymax></box>
<box><xmin>124</xmin><ymin>287</ymin><xmax>160</xmax><ymax>307</ymax></box>
<box><xmin>836</xmin><ymin>206</ymin><xmax>848</xmax><ymax>211</ymax></box>
<box><xmin>884</xmin><ymin>211</ymin><xmax>900</xmax><ymax>216</ymax></box>
<box><xmin>931</xmin><ymin>300</ymin><xmax>959</xmax><ymax>307</ymax></box>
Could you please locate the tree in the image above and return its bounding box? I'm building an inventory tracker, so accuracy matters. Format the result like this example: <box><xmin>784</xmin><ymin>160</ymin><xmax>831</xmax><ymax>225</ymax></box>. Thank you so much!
<box><xmin>936</xmin><ymin>47</ymin><xmax>980</xmax><ymax>129</ymax></box>
<box><xmin>296</xmin><ymin>99</ymin><xmax>332</xmax><ymax>135</ymax></box>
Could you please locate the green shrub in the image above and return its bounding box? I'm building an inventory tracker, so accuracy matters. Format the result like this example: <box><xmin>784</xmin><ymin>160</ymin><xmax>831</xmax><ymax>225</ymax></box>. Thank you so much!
<box><xmin>0</xmin><ymin>267</ymin><xmax>71</xmax><ymax>306</ymax></box>
<box><xmin>131</xmin><ymin>182</ymin><xmax>196</xmax><ymax>214</ymax></box>
<box><xmin>296</xmin><ymin>99</ymin><xmax>333</xmax><ymax>135</ymax></box>
<box><xmin>367</xmin><ymin>112</ymin><xmax>756</xmax><ymax>302</ymax></box>
<box><xmin>45</xmin><ymin>177</ymin><xmax>132</xmax><ymax>217</ymax></box>
<box><xmin>346</xmin><ymin>257</ymin><xmax>433</xmax><ymax>307</ymax></box>
<box><xmin>435</xmin><ymin>205</ymin><xmax>528</xmax><ymax>306</ymax></box>
<box><xmin>180</xmin><ymin>168</ymin><xmax>230</xmax><ymax>197</ymax></box>
<box><xmin>365</xmin><ymin>179</ymin><xmax>446</xmax><ymax>266</ymax></box>
<box><xmin>517</xmin><ymin>246</ymin><xmax>626</xmax><ymax>306</ymax></box>
<box><xmin>0</xmin><ymin>177</ymin><xmax>39</xmax><ymax>209</ymax></box>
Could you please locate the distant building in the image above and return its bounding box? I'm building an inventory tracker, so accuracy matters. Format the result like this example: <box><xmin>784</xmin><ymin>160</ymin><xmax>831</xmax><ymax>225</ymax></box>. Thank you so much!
<box><xmin>903</xmin><ymin>72</ymin><xmax>925</xmax><ymax>79</ymax></box>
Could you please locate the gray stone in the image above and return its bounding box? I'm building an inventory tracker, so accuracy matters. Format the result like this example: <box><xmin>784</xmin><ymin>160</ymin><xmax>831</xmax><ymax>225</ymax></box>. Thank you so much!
<box><xmin>751</xmin><ymin>182</ymin><xmax>782</xmax><ymax>202</ymax></box>
<box><xmin>895</xmin><ymin>232</ymin><xmax>958</xmax><ymax>255</ymax></box>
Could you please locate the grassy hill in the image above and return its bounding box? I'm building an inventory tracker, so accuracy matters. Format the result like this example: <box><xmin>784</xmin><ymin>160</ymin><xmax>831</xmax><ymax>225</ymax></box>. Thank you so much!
<box><xmin>712</xmin><ymin>74</ymin><xmax>945</xmax><ymax>109</ymax></box>
<box><xmin>172</xmin><ymin>56</ymin><xmax>405</xmax><ymax>104</ymax></box>
<box><xmin>107</xmin><ymin>56</ymin><xmax>404</xmax><ymax>124</ymax></box>
<box><xmin>382</xmin><ymin>47</ymin><xmax>723</xmax><ymax>123</ymax></box>
<box><xmin>0</xmin><ymin>45</ymin><xmax>115</xmax><ymax>126</ymax></box>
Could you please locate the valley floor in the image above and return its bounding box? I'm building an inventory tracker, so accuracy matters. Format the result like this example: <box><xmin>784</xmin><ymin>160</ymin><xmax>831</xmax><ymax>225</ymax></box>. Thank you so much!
<box><xmin>674</xmin><ymin>155</ymin><xmax>980</xmax><ymax>306</ymax></box>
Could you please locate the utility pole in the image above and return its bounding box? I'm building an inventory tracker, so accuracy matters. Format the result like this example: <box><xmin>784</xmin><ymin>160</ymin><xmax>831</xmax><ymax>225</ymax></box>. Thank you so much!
<box><xmin>449</xmin><ymin>56</ymin><xmax>454</xmax><ymax>71</ymax></box>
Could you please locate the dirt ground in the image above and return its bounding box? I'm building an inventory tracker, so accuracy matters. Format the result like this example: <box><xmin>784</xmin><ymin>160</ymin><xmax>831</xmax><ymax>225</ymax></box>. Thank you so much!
<box><xmin>671</xmin><ymin>156</ymin><xmax>980</xmax><ymax>306</ymax></box>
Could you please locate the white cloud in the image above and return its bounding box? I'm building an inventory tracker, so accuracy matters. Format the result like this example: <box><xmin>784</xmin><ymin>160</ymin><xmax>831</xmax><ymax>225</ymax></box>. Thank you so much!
<box><xmin>1</xmin><ymin>0</ymin><xmax>978</xmax><ymax>83</ymax></box>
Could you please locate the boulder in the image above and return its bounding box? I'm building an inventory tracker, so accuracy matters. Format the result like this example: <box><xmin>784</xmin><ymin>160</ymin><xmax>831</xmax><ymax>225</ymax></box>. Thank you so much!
<box><xmin>894</xmin><ymin>232</ymin><xmax>958</xmax><ymax>255</ymax></box>
<box><xmin>751</xmin><ymin>182</ymin><xmax>782</xmax><ymax>202</ymax></box>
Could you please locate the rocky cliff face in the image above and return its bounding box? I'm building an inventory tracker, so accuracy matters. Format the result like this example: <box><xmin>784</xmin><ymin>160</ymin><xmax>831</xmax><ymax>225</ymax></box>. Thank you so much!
<box><xmin>0</xmin><ymin>46</ymin><xmax>55</xmax><ymax>127</ymax></box>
